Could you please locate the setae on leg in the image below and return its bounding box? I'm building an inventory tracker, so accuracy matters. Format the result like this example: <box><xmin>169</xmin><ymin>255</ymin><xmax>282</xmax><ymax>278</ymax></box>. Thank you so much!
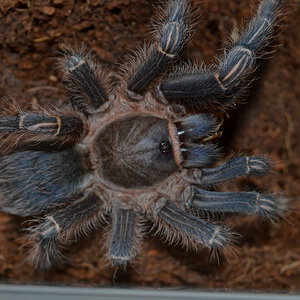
<box><xmin>185</xmin><ymin>155</ymin><xmax>271</xmax><ymax>186</ymax></box>
<box><xmin>27</xmin><ymin>193</ymin><xmax>104</xmax><ymax>269</ymax></box>
<box><xmin>126</xmin><ymin>0</ymin><xmax>192</xmax><ymax>100</ymax></box>
<box><xmin>0</xmin><ymin>111</ymin><xmax>85</xmax><ymax>153</ymax></box>
<box><xmin>153</xmin><ymin>198</ymin><xmax>232</xmax><ymax>249</ymax></box>
<box><xmin>182</xmin><ymin>186</ymin><xmax>286</xmax><ymax>220</ymax></box>
<box><xmin>107</xmin><ymin>207</ymin><xmax>143</xmax><ymax>266</ymax></box>
<box><xmin>63</xmin><ymin>50</ymin><xmax>110</xmax><ymax>115</ymax></box>
<box><xmin>159</xmin><ymin>0</ymin><xmax>283</xmax><ymax>107</ymax></box>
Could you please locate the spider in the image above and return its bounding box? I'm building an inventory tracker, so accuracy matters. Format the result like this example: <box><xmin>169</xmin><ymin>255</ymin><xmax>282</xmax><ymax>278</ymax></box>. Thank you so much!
<box><xmin>0</xmin><ymin>0</ymin><xmax>285</xmax><ymax>269</ymax></box>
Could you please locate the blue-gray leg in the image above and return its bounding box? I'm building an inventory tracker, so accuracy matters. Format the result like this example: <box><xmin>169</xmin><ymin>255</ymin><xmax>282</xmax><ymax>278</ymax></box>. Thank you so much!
<box><xmin>159</xmin><ymin>0</ymin><xmax>283</xmax><ymax>107</ymax></box>
<box><xmin>28</xmin><ymin>194</ymin><xmax>103</xmax><ymax>269</ymax></box>
<box><xmin>108</xmin><ymin>208</ymin><xmax>141</xmax><ymax>266</ymax></box>
<box><xmin>186</xmin><ymin>156</ymin><xmax>270</xmax><ymax>186</ymax></box>
<box><xmin>182</xmin><ymin>186</ymin><xmax>285</xmax><ymax>220</ymax></box>
<box><xmin>0</xmin><ymin>112</ymin><xmax>84</xmax><ymax>153</ymax></box>
<box><xmin>155</xmin><ymin>198</ymin><xmax>232</xmax><ymax>249</ymax></box>
<box><xmin>126</xmin><ymin>0</ymin><xmax>192</xmax><ymax>99</ymax></box>
<box><xmin>63</xmin><ymin>51</ymin><xmax>109</xmax><ymax>115</ymax></box>
<box><xmin>217</xmin><ymin>0</ymin><xmax>283</xmax><ymax>89</ymax></box>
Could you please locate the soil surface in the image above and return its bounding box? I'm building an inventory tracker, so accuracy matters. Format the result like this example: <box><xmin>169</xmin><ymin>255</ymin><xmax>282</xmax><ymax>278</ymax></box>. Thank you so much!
<box><xmin>0</xmin><ymin>0</ymin><xmax>300</xmax><ymax>292</ymax></box>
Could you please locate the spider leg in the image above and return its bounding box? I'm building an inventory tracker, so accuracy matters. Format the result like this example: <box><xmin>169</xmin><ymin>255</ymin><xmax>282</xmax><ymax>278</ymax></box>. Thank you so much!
<box><xmin>63</xmin><ymin>51</ymin><xmax>110</xmax><ymax>115</ymax></box>
<box><xmin>126</xmin><ymin>0</ymin><xmax>192</xmax><ymax>100</ymax></box>
<box><xmin>107</xmin><ymin>208</ymin><xmax>143</xmax><ymax>266</ymax></box>
<box><xmin>159</xmin><ymin>0</ymin><xmax>283</xmax><ymax>107</ymax></box>
<box><xmin>0</xmin><ymin>111</ymin><xmax>85</xmax><ymax>153</ymax></box>
<box><xmin>27</xmin><ymin>193</ymin><xmax>104</xmax><ymax>269</ymax></box>
<box><xmin>0</xmin><ymin>112</ymin><xmax>83</xmax><ymax>135</ymax></box>
<box><xmin>182</xmin><ymin>186</ymin><xmax>285</xmax><ymax>220</ymax></box>
<box><xmin>186</xmin><ymin>155</ymin><xmax>270</xmax><ymax>186</ymax></box>
<box><xmin>154</xmin><ymin>198</ymin><xmax>232</xmax><ymax>249</ymax></box>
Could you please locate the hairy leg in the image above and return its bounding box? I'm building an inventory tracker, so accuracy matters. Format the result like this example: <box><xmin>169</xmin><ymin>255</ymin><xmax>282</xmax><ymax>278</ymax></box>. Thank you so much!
<box><xmin>126</xmin><ymin>0</ymin><xmax>192</xmax><ymax>100</ymax></box>
<box><xmin>107</xmin><ymin>208</ymin><xmax>143</xmax><ymax>266</ymax></box>
<box><xmin>185</xmin><ymin>156</ymin><xmax>270</xmax><ymax>186</ymax></box>
<box><xmin>62</xmin><ymin>50</ymin><xmax>110</xmax><ymax>115</ymax></box>
<box><xmin>182</xmin><ymin>186</ymin><xmax>285</xmax><ymax>220</ymax></box>
<box><xmin>159</xmin><ymin>0</ymin><xmax>283</xmax><ymax>107</ymax></box>
<box><xmin>152</xmin><ymin>198</ymin><xmax>232</xmax><ymax>249</ymax></box>
<box><xmin>0</xmin><ymin>109</ymin><xmax>85</xmax><ymax>153</ymax></box>
<box><xmin>27</xmin><ymin>193</ymin><xmax>104</xmax><ymax>269</ymax></box>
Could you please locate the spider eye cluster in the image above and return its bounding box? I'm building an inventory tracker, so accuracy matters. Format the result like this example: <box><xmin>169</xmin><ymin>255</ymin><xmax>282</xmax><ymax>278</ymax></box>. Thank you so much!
<box><xmin>94</xmin><ymin>114</ymin><xmax>178</xmax><ymax>189</ymax></box>
<box><xmin>159</xmin><ymin>141</ymin><xmax>171</xmax><ymax>154</ymax></box>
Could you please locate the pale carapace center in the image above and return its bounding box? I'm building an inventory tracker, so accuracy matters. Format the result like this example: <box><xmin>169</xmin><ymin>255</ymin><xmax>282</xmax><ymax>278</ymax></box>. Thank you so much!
<box><xmin>94</xmin><ymin>114</ymin><xmax>180</xmax><ymax>189</ymax></box>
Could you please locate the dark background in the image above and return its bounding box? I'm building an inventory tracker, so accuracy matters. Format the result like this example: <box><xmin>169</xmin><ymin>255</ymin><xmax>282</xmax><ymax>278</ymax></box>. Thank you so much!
<box><xmin>0</xmin><ymin>0</ymin><xmax>299</xmax><ymax>291</ymax></box>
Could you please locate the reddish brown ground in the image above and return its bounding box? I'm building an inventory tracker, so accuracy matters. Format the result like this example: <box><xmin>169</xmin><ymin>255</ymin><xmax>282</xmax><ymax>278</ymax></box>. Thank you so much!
<box><xmin>0</xmin><ymin>0</ymin><xmax>300</xmax><ymax>292</ymax></box>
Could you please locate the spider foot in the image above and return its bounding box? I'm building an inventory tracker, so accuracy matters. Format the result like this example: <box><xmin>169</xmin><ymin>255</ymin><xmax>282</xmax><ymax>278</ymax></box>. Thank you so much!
<box><xmin>27</xmin><ymin>217</ymin><xmax>65</xmax><ymax>270</ymax></box>
<box><xmin>25</xmin><ymin>194</ymin><xmax>104</xmax><ymax>269</ymax></box>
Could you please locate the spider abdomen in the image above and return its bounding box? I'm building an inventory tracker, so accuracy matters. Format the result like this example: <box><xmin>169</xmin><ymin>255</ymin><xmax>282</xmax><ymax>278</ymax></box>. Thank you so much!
<box><xmin>0</xmin><ymin>148</ymin><xmax>91</xmax><ymax>216</ymax></box>
<box><xmin>94</xmin><ymin>114</ymin><xmax>178</xmax><ymax>189</ymax></box>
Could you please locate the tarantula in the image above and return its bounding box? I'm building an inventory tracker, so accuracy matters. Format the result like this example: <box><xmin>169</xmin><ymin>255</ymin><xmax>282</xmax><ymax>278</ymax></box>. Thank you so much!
<box><xmin>0</xmin><ymin>0</ymin><xmax>285</xmax><ymax>269</ymax></box>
